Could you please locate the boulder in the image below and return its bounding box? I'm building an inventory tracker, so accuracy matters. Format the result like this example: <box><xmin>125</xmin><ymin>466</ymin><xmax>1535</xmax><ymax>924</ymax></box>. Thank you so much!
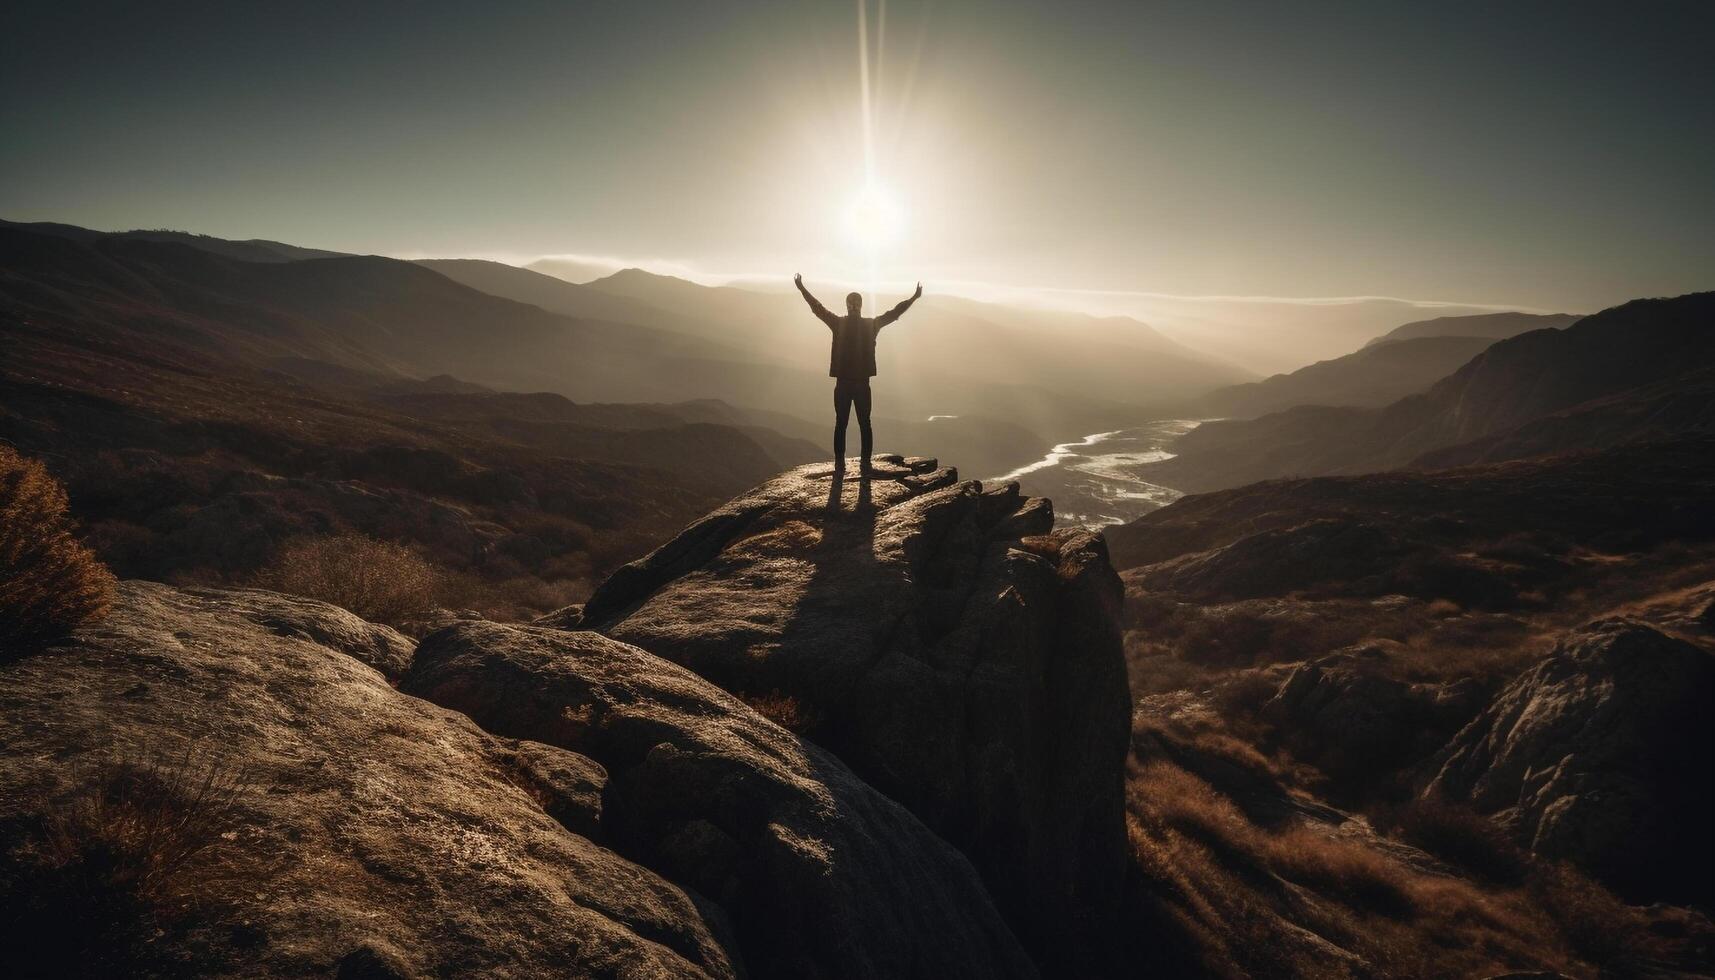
<box><xmin>574</xmin><ymin>456</ymin><xmax>1132</xmax><ymax>963</ymax></box>
<box><xmin>0</xmin><ymin>581</ymin><xmax>736</xmax><ymax>978</ymax></box>
<box><xmin>177</xmin><ymin>584</ymin><xmax>416</xmax><ymax>676</ymax></box>
<box><xmin>1262</xmin><ymin>646</ymin><xmax>1485</xmax><ymax>782</ymax></box>
<box><xmin>1424</xmin><ymin>619</ymin><xmax>1715</xmax><ymax>902</ymax></box>
<box><xmin>402</xmin><ymin>620</ymin><xmax>1036</xmax><ymax>980</ymax></box>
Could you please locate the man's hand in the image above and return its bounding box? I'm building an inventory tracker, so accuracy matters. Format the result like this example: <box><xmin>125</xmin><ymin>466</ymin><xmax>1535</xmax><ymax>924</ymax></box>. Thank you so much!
<box><xmin>912</xmin><ymin>281</ymin><xmax>923</xmax><ymax>300</ymax></box>
<box><xmin>794</xmin><ymin>273</ymin><xmax>804</xmax><ymax>287</ymax></box>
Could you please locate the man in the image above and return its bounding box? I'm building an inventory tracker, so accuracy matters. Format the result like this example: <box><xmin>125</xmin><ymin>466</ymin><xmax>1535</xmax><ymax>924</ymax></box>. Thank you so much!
<box><xmin>794</xmin><ymin>273</ymin><xmax>923</xmax><ymax>476</ymax></box>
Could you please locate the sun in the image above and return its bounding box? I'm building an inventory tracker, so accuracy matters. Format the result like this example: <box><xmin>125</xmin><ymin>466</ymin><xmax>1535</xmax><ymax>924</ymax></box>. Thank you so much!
<box><xmin>842</xmin><ymin>182</ymin><xmax>906</xmax><ymax>252</ymax></box>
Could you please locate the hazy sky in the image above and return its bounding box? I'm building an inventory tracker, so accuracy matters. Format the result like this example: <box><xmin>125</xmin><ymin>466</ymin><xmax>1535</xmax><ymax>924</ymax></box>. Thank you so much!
<box><xmin>4</xmin><ymin>0</ymin><xmax>1711</xmax><ymax>312</ymax></box>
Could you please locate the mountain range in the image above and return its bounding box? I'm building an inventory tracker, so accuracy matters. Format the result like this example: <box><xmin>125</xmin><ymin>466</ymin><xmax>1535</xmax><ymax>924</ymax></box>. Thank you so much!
<box><xmin>1143</xmin><ymin>291</ymin><xmax>1715</xmax><ymax>491</ymax></box>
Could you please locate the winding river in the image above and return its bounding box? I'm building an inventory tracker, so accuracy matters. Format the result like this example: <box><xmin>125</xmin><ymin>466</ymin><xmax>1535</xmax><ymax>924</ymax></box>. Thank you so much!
<box><xmin>986</xmin><ymin>420</ymin><xmax>1201</xmax><ymax>528</ymax></box>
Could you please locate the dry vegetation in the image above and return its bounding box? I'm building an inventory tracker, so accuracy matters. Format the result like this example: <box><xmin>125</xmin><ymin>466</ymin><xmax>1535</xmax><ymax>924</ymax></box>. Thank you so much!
<box><xmin>251</xmin><ymin>532</ymin><xmax>443</xmax><ymax>627</ymax></box>
<box><xmin>1119</xmin><ymin>751</ymin><xmax>1673</xmax><ymax>978</ymax></box>
<box><xmin>0</xmin><ymin>750</ymin><xmax>254</xmax><ymax>976</ymax></box>
<box><xmin>0</xmin><ymin>444</ymin><xmax>116</xmax><ymax>657</ymax></box>
<box><xmin>738</xmin><ymin>690</ymin><xmax>819</xmax><ymax>735</ymax></box>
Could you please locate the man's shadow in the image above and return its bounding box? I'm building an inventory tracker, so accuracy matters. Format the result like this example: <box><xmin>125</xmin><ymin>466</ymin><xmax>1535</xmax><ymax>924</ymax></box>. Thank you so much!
<box><xmin>824</xmin><ymin>470</ymin><xmax>874</xmax><ymax>518</ymax></box>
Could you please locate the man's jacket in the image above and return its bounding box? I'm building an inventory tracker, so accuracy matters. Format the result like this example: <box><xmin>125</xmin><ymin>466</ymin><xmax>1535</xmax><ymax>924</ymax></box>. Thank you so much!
<box><xmin>802</xmin><ymin>294</ymin><xmax>917</xmax><ymax>379</ymax></box>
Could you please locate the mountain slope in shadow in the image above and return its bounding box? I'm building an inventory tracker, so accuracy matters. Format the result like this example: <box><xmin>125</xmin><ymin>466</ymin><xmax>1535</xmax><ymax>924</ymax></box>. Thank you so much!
<box><xmin>1201</xmin><ymin>334</ymin><xmax>1504</xmax><ymax>418</ymax></box>
<box><xmin>1144</xmin><ymin>291</ymin><xmax>1715</xmax><ymax>491</ymax></box>
<box><xmin>1363</xmin><ymin>310</ymin><xmax>1579</xmax><ymax>348</ymax></box>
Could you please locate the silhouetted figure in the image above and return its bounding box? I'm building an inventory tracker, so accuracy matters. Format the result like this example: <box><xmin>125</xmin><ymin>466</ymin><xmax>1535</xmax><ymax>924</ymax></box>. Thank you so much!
<box><xmin>794</xmin><ymin>274</ymin><xmax>922</xmax><ymax>475</ymax></box>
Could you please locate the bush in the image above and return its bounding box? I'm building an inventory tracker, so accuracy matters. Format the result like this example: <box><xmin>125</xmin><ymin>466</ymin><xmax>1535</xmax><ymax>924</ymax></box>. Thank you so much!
<box><xmin>0</xmin><ymin>750</ymin><xmax>251</xmax><ymax>976</ymax></box>
<box><xmin>1383</xmin><ymin>798</ymin><xmax>1528</xmax><ymax>885</ymax></box>
<box><xmin>738</xmin><ymin>690</ymin><xmax>818</xmax><ymax>734</ymax></box>
<box><xmin>253</xmin><ymin>532</ymin><xmax>441</xmax><ymax>626</ymax></box>
<box><xmin>0</xmin><ymin>445</ymin><xmax>116</xmax><ymax>657</ymax></box>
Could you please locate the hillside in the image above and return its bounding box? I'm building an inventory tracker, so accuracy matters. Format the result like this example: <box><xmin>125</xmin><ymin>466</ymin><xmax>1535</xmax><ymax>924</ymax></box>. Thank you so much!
<box><xmin>0</xmin><ymin>225</ymin><xmax>828</xmax><ymax>617</ymax></box>
<box><xmin>0</xmin><ymin>225</ymin><xmax>760</xmax><ymax>406</ymax></box>
<box><xmin>1200</xmin><ymin>334</ymin><xmax>1499</xmax><ymax>418</ymax></box>
<box><xmin>1363</xmin><ymin>310</ymin><xmax>1579</xmax><ymax>348</ymax></box>
<box><xmin>0</xmin><ymin>217</ymin><xmax>349</xmax><ymax>263</ymax></box>
<box><xmin>1143</xmin><ymin>291</ymin><xmax>1715</xmax><ymax>491</ymax></box>
<box><xmin>413</xmin><ymin>257</ymin><xmax>710</xmax><ymax>335</ymax></box>
<box><xmin>1107</xmin><ymin>436</ymin><xmax>1715</xmax><ymax>941</ymax></box>
<box><xmin>8</xmin><ymin>450</ymin><xmax>1712</xmax><ymax>977</ymax></box>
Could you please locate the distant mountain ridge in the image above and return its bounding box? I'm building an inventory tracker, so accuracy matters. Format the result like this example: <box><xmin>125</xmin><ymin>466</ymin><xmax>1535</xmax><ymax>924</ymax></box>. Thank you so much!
<box><xmin>1142</xmin><ymin>291</ymin><xmax>1715</xmax><ymax>491</ymax></box>
<box><xmin>1364</xmin><ymin>310</ymin><xmax>1579</xmax><ymax>348</ymax></box>
<box><xmin>0</xmin><ymin>217</ymin><xmax>348</xmax><ymax>263</ymax></box>
<box><xmin>1200</xmin><ymin>334</ymin><xmax>1501</xmax><ymax>418</ymax></box>
<box><xmin>1200</xmin><ymin>312</ymin><xmax>1586</xmax><ymax>419</ymax></box>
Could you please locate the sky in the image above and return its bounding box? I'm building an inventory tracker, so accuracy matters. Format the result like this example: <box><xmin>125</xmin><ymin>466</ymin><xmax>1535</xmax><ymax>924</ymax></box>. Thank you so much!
<box><xmin>3</xmin><ymin>0</ymin><xmax>1712</xmax><ymax>313</ymax></box>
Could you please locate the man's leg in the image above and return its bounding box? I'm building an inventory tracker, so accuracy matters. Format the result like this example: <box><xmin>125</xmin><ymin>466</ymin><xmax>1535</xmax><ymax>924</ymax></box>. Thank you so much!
<box><xmin>855</xmin><ymin>380</ymin><xmax>873</xmax><ymax>472</ymax></box>
<box><xmin>833</xmin><ymin>380</ymin><xmax>853</xmax><ymax>472</ymax></box>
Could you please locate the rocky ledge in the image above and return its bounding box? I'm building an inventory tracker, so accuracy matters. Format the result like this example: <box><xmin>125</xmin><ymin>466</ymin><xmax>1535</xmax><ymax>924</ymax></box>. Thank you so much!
<box><xmin>0</xmin><ymin>579</ymin><xmax>1037</xmax><ymax>978</ymax></box>
<box><xmin>568</xmin><ymin>455</ymin><xmax>1133</xmax><ymax>963</ymax></box>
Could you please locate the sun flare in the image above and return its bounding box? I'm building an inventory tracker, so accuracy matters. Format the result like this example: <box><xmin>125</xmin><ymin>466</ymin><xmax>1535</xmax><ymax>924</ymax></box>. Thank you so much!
<box><xmin>843</xmin><ymin>183</ymin><xmax>906</xmax><ymax>253</ymax></box>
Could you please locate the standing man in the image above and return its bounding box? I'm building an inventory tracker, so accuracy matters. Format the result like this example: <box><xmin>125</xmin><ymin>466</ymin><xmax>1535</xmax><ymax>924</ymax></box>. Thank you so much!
<box><xmin>794</xmin><ymin>273</ymin><xmax>923</xmax><ymax>476</ymax></box>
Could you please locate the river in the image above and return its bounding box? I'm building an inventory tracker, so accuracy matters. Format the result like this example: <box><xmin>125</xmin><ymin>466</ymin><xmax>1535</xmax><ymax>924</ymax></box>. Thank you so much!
<box><xmin>985</xmin><ymin>419</ymin><xmax>1201</xmax><ymax>528</ymax></box>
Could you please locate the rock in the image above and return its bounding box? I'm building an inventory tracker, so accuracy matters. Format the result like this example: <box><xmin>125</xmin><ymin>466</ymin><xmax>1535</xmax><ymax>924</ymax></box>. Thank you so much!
<box><xmin>1262</xmin><ymin>646</ymin><xmax>1484</xmax><ymax>782</ymax></box>
<box><xmin>402</xmin><ymin>621</ymin><xmax>1036</xmax><ymax>980</ymax></box>
<box><xmin>1424</xmin><ymin>619</ymin><xmax>1715</xmax><ymax>902</ymax></box>
<box><xmin>574</xmin><ymin>459</ymin><xmax>1132</xmax><ymax>963</ymax></box>
<box><xmin>177</xmin><ymin>584</ymin><xmax>416</xmax><ymax>676</ymax></box>
<box><xmin>0</xmin><ymin>581</ymin><xmax>737</xmax><ymax>979</ymax></box>
<box><xmin>531</xmin><ymin>601</ymin><xmax>584</xmax><ymax>629</ymax></box>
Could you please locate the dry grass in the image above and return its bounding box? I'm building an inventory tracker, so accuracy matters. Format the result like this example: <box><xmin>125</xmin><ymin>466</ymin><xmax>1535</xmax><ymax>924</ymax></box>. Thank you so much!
<box><xmin>1120</xmin><ymin>756</ymin><xmax>1604</xmax><ymax>979</ymax></box>
<box><xmin>739</xmin><ymin>690</ymin><xmax>819</xmax><ymax>735</ymax></box>
<box><xmin>0</xmin><ymin>749</ymin><xmax>254</xmax><ymax>976</ymax></box>
<box><xmin>253</xmin><ymin>532</ymin><xmax>442</xmax><ymax>627</ymax></box>
<box><xmin>1120</xmin><ymin>747</ymin><xmax>1708</xmax><ymax>978</ymax></box>
<box><xmin>1378</xmin><ymin>798</ymin><xmax>1528</xmax><ymax>886</ymax></box>
<box><xmin>0</xmin><ymin>444</ymin><xmax>116</xmax><ymax>657</ymax></box>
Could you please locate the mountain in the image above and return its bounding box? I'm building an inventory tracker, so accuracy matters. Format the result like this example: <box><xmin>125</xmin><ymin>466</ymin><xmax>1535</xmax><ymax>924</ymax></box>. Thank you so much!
<box><xmin>525</xmin><ymin>254</ymin><xmax>620</xmax><ymax>283</ymax></box>
<box><xmin>413</xmin><ymin>257</ymin><xmax>709</xmax><ymax>334</ymax></box>
<box><xmin>1199</xmin><ymin>334</ymin><xmax>1503</xmax><ymax>418</ymax></box>
<box><xmin>0</xmin><ymin>224</ymin><xmax>832</xmax><ymax>616</ymax></box>
<box><xmin>1</xmin><ymin>220</ymin><xmax>1083</xmax><ymax>483</ymax></box>
<box><xmin>1142</xmin><ymin>291</ymin><xmax>1715</xmax><ymax>491</ymax></box>
<box><xmin>1363</xmin><ymin>310</ymin><xmax>1579</xmax><ymax>348</ymax></box>
<box><xmin>0</xmin><ymin>217</ymin><xmax>348</xmax><ymax>263</ymax></box>
<box><xmin>582</xmin><ymin>267</ymin><xmax>1256</xmax><ymax>415</ymax></box>
<box><xmin>1115</xmin><ymin>295</ymin><xmax>1522</xmax><ymax>376</ymax></box>
<box><xmin>0</xmin><ymin>224</ymin><xmax>793</xmax><ymax>405</ymax></box>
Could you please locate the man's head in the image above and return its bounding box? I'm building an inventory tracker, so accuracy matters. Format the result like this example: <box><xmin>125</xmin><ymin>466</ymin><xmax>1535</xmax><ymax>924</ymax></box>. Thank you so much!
<box><xmin>846</xmin><ymin>292</ymin><xmax>863</xmax><ymax>315</ymax></box>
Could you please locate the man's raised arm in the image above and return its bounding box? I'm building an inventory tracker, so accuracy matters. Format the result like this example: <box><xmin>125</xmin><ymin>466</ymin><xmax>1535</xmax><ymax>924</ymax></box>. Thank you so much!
<box><xmin>876</xmin><ymin>281</ymin><xmax>924</xmax><ymax>329</ymax></box>
<box><xmin>794</xmin><ymin>273</ymin><xmax>839</xmax><ymax>329</ymax></box>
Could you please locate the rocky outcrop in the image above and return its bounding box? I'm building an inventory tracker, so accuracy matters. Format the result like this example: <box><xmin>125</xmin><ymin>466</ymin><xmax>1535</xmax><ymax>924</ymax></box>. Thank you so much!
<box><xmin>0</xmin><ymin>581</ymin><xmax>736</xmax><ymax>978</ymax></box>
<box><xmin>1262</xmin><ymin>646</ymin><xmax>1487</xmax><ymax>782</ymax></box>
<box><xmin>176</xmin><ymin>584</ymin><xmax>417</xmax><ymax>676</ymax></box>
<box><xmin>1424</xmin><ymin>619</ymin><xmax>1715</xmax><ymax>902</ymax></box>
<box><xmin>571</xmin><ymin>456</ymin><xmax>1133</xmax><ymax>964</ymax></box>
<box><xmin>402</xmin><ymin>622</ymin><xmax>1036</xmax><ymax>980</ymax></box>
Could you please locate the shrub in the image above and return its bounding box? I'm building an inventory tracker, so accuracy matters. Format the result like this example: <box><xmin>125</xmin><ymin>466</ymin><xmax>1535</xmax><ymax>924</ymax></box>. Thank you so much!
<box><xmin>739</xmin><ymin>690</ymin><xmax>818</xmax><ymax>735</ymax></box>
<box><xmin>0</xmin><ymin>445</ymin><xmax>116</xmax><ymax>657</ymax></box>
<box><xmin>1383</xmin><ymin>798</ymin><xmax>1528</xmax><ymax>885</ymax></box>
<box><xmin>1121</xmin><ymin>756</ymin><xmax>1591</xmax><ymax>978</ymax></box>
<box><xmin>253</xmin><ymin>532</ymin><xmax>441</xmax><ymax>626</ymax></box>
<box><xmin>0</xmin><ymin>750</ymin><xmax>252</xmax><ymax>975</ymax></box>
